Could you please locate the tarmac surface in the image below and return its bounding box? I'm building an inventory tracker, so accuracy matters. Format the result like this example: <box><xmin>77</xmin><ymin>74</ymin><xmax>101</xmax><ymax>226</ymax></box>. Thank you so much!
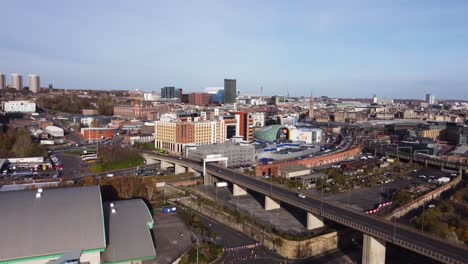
<box><xmin>146</xmin><ymin>211</ymin><xmax>193</xmax><ymax>264</ymax></box>
<box><xmin>55</xmin><ymin>152</ymin><xmax>84</xmax><ymax>178</ymax></box>
<box><xmin>197</xmin><ymin>185</ymin><xmax>314</xmax><ymax>236</ymax></box>
<box><xmin>304</xmin><ymin>167</ymin><xmax>453</xmax><ymax>211</ymax></box>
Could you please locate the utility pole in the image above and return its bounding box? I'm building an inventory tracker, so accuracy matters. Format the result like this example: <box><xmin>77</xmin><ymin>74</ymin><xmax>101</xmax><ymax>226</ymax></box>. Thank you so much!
<box><xmin>270</xmin><ymin>175</ymin><xmax>273</xmax><ymax>197</ymax></box>
<box><xmin>196</xmin><ymin>237</ymin><xmax>199</xmax><ymax>264</ymax></box>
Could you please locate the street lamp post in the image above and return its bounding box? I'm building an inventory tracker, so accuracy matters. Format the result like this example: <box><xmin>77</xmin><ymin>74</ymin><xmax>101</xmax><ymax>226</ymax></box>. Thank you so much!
<box><xmin>421</xmin><ymin>203</ymin><xmax>425</xmax><ymax>232</ymax></box>
<box><xmin>275</xmin><ymin>212</ymin><xmax>278</xmax><ymax>230</ymax></box>
<box><xmin>347</xmin><ymin>186</ymin><xmax>351</xmax><ymax>207</ymax></box>
<box><xmin>320</xmin><ymin>178</ymin><xmax>324</xmax><ymax>215</ymax></box>
<box><xmin>196</xmin><ymin>237</ymin><xmax>199</xmax><ymax>264</ymax></box>
<box><xmin>379</xmin><ymin>183</ymin><xmax>383</xmax><ymax>204</ymax></box>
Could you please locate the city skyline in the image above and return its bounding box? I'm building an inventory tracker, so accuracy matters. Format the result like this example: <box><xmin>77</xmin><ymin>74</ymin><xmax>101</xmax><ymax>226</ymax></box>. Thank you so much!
<box><xmin>2</xmin><ymin>1</ymin><xmax>468</xmax><ymax>98</ymax></box>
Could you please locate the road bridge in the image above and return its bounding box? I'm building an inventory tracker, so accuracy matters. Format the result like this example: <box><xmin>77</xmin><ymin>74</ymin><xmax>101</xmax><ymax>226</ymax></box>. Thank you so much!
<box><xmin>148</xmin><ymin>153</ymin><xmax>468</xmax><ymax>264</ymax></box>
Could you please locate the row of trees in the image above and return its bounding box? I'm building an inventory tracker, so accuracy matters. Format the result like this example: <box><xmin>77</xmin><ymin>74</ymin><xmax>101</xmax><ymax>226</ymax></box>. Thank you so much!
<box><xmin>414</xmin><ymin>194</ymin><xmax>468</xmax><ymax>244</ymax></box>
<box><xmin>0</xmin><ymin>127</ymin><xmax>44</xmax><ymax>158</ymax></box>
<box><xmin>37</xmin><ymin>94</ymin><xmax>114</xmax><ymax>115</ymax></box>
<box><xmin>81</xmin><ymin>175</ymin><xmax>158</xmax><ymax>201</ymax></box>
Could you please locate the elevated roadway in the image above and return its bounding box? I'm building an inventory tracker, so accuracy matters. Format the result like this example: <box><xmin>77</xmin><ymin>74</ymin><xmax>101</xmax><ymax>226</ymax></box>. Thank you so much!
<box><xmin>150</xmin><ymin>153</ymin><xmax>468</xmax><ymax>264</ymax></box>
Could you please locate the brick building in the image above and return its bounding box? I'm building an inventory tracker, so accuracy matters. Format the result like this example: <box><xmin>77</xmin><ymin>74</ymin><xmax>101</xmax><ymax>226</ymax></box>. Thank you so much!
<box><xmin>188</xmin><ymin>93</ymin><xmax>212</xmax><ymax>106</ymax></box>
<box><xmin>80</xmin><ymin>127</ymin><xmax>116</xmax><ymax>141</ymax></box>
<box><xmin>235</xmin><ymin>112</ymin><xmax>254</xmax><ymax>141</ymax></box>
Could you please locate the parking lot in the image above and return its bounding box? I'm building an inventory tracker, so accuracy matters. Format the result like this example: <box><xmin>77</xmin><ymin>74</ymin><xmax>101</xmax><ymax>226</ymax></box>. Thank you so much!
<box><xmin>306</xmin><ymin>167</ymin><xmax>455</xmax><ymax>211</ymax></box>
<box><xmin>145</xmin><ymin>211</ymin><xmax>193</xmax><ymax>264</ymax></box>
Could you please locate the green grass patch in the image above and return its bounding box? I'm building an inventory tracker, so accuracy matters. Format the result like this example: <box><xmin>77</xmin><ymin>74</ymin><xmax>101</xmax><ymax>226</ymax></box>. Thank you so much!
<box><xmin>90</xmin><ymin>155</ymin><xmax>145</xmax><ymax>173</ymax></box>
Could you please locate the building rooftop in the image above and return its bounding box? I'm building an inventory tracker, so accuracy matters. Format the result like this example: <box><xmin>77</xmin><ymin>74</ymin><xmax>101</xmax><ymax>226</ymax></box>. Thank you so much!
<box><xmin>0</xmin><ymin>186</ymin><xmax>106</xmax><ymax>261</ymax></box>
<box><xmin>281</xmin><ymin>164</ymin><xmax>309</xmax><ymax>173</ymax></box>
<box><xmin>101</xmin><ymin>200</ymin><xmax>156</xmax><ymax>263</ymax></box>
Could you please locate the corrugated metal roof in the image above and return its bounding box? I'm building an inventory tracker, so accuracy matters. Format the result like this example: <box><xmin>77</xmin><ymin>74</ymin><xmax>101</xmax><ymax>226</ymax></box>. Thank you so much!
<box><xmin>101</xmin><ymin>200</ymin><xmax>155</xmax><ymax>263</ymax></box>
<box><xmin>0</xmin><ymin>186</ymin><xmax>105</xmax><ymax>261</ymax></box>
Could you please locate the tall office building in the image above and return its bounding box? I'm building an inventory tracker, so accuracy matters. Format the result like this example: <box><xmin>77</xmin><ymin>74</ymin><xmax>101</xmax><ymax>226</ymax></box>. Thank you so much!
<box><xmin>175</xmin><ymin>88</ymin><xmax>183</xmax><ymax>101</ymax></box>
<box><xmin>28</xmin><ymin>74</ymin><xmax>40</xmax><ymax>93</ymax></box>
<box><xmin>11</xmin><ymin>73</ymin><xmax>23</xmax><ymax>90</ymax></box>
<box><xmin>224</xmin><ymin>79</ymin><xmax>237</xmax><ymax>104</ymax></box>
<box><xmin>0</xmin><ymin>73</ymin><xmax>5</xmax><ymax>89</ymax></box>
<box><xmin>161</xmin><ymin>86</ymin><xmax>176</xmax><ymax>98</ymax></box>
<box><xmin>425</xmin><ymin>93</ymin><xmax>435</xmax><ymax>105</ymax></box>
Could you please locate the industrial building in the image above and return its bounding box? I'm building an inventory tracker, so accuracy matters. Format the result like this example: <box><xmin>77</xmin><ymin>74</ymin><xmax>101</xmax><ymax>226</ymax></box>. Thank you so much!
<box><xmin>279</xmin><ymin>164</ymin><xmax>311</xmax><ymax>179</ymax></box>
<box><xmin>186</xmin><ymin>142</ymin><xmax>255</xmax><ymax>167</ymax></box>
<box><xmin>1</xmin><ymin>100</ymin><xmax>36</xmax><ymax>113</ymax></box>
<box><xmin>0</xmin><ymin>186</ymin><xmax>156</xmax><ymax>264</ymax></box>
<box><xmin>45</xmin><ymin>125</ymin><xmax>64</xmax><ymax>137</ymax></box>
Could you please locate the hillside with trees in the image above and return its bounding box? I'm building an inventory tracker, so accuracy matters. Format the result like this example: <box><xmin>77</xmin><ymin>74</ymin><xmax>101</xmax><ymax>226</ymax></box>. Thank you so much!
<box><xmin>0</xmin><ymin>127</ymin><xmax>44</xmax><ymax>158</ymax></box>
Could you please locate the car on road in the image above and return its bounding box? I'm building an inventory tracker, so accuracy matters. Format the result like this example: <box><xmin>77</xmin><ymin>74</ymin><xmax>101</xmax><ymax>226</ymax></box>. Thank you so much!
<box><xmin>106</xmin><ymin>173</ymin><xmax>114</xmax><ymax>178</ymax></box>
<box><xmin>178</xmin><ymin>157</ymin><xmax>182</xmax><ymax>160</ymax></box>
<box><xmin>298</xmin><ymin>193</ymin><xmax>306</xmax><ymax>199</ymax></box>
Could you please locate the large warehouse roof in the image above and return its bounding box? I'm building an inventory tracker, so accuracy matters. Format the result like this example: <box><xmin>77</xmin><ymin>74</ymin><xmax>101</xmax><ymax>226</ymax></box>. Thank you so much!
<box><xmin>0</xmin><ymin>186</ymin><xmax>106</xmax><ymax>261</ymax></box>
<box><xmin>253</xmin><ymin>125</ymin><xmax>287</xmax><ymax>142</ymax></box>
<box><xmin>101</xmin><ymin>200</ymin><xmax>156</xmax><ymax>263</ymax></box>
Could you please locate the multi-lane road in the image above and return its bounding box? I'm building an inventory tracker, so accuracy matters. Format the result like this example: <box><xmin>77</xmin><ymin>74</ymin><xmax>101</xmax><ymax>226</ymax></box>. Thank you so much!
<box><xmin>154</xmin><ymin>154</ymin><xmax>468</xmax><ymax>264</ymax></box>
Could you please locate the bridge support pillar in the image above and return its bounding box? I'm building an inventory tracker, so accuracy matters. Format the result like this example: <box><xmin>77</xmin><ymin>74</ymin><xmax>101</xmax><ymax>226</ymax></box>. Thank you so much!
<box><xmin>174</xmin><ymin>164</ymin><xmax>186</xmax><ymax>175</ymax></box>
<box><xmin>187</xmin><ymin>167</ymin><xmax>200</xmax><ymax>176</ymax></box>
<box><xmin>306</xmin><ymin>212</ymin><xmax>324</xmax><ymax>230</ymax></box>
<box><xmin>160</xmin><ymin>161</ymin><xmax>172</xmax><ymax>170</ymax></box>
<box><xmin>264</xmin><ymin>196</ymin><xmax>280</xmax><ymax>210</ymax></box>
<box><xmin>203</xmin><ymin>173</ymin><xmax>213</xmax><ymax>186</ymax></box>
<box><xmin>362</xmin><ymin>234</ymin><xmax>386</xmax><ymax>264</ymax></box>
<box><xmin>233</xmin><ymin>183</ymin><xmax>247</xmax><ymax>196</ymax></box>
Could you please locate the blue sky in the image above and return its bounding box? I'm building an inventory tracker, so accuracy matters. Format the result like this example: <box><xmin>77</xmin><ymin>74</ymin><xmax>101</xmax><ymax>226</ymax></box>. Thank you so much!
<box><xmin>2</xmin><ymin>0</ymin><xmax>468</xmax><ymax>99</ymax></box>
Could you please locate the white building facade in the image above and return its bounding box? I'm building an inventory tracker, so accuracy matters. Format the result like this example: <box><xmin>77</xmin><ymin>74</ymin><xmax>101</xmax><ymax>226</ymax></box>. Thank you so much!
<box><xmin>2</xmin><ymin>101</ymin><xmax>36</xmax><ymax>113</ymax></box>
